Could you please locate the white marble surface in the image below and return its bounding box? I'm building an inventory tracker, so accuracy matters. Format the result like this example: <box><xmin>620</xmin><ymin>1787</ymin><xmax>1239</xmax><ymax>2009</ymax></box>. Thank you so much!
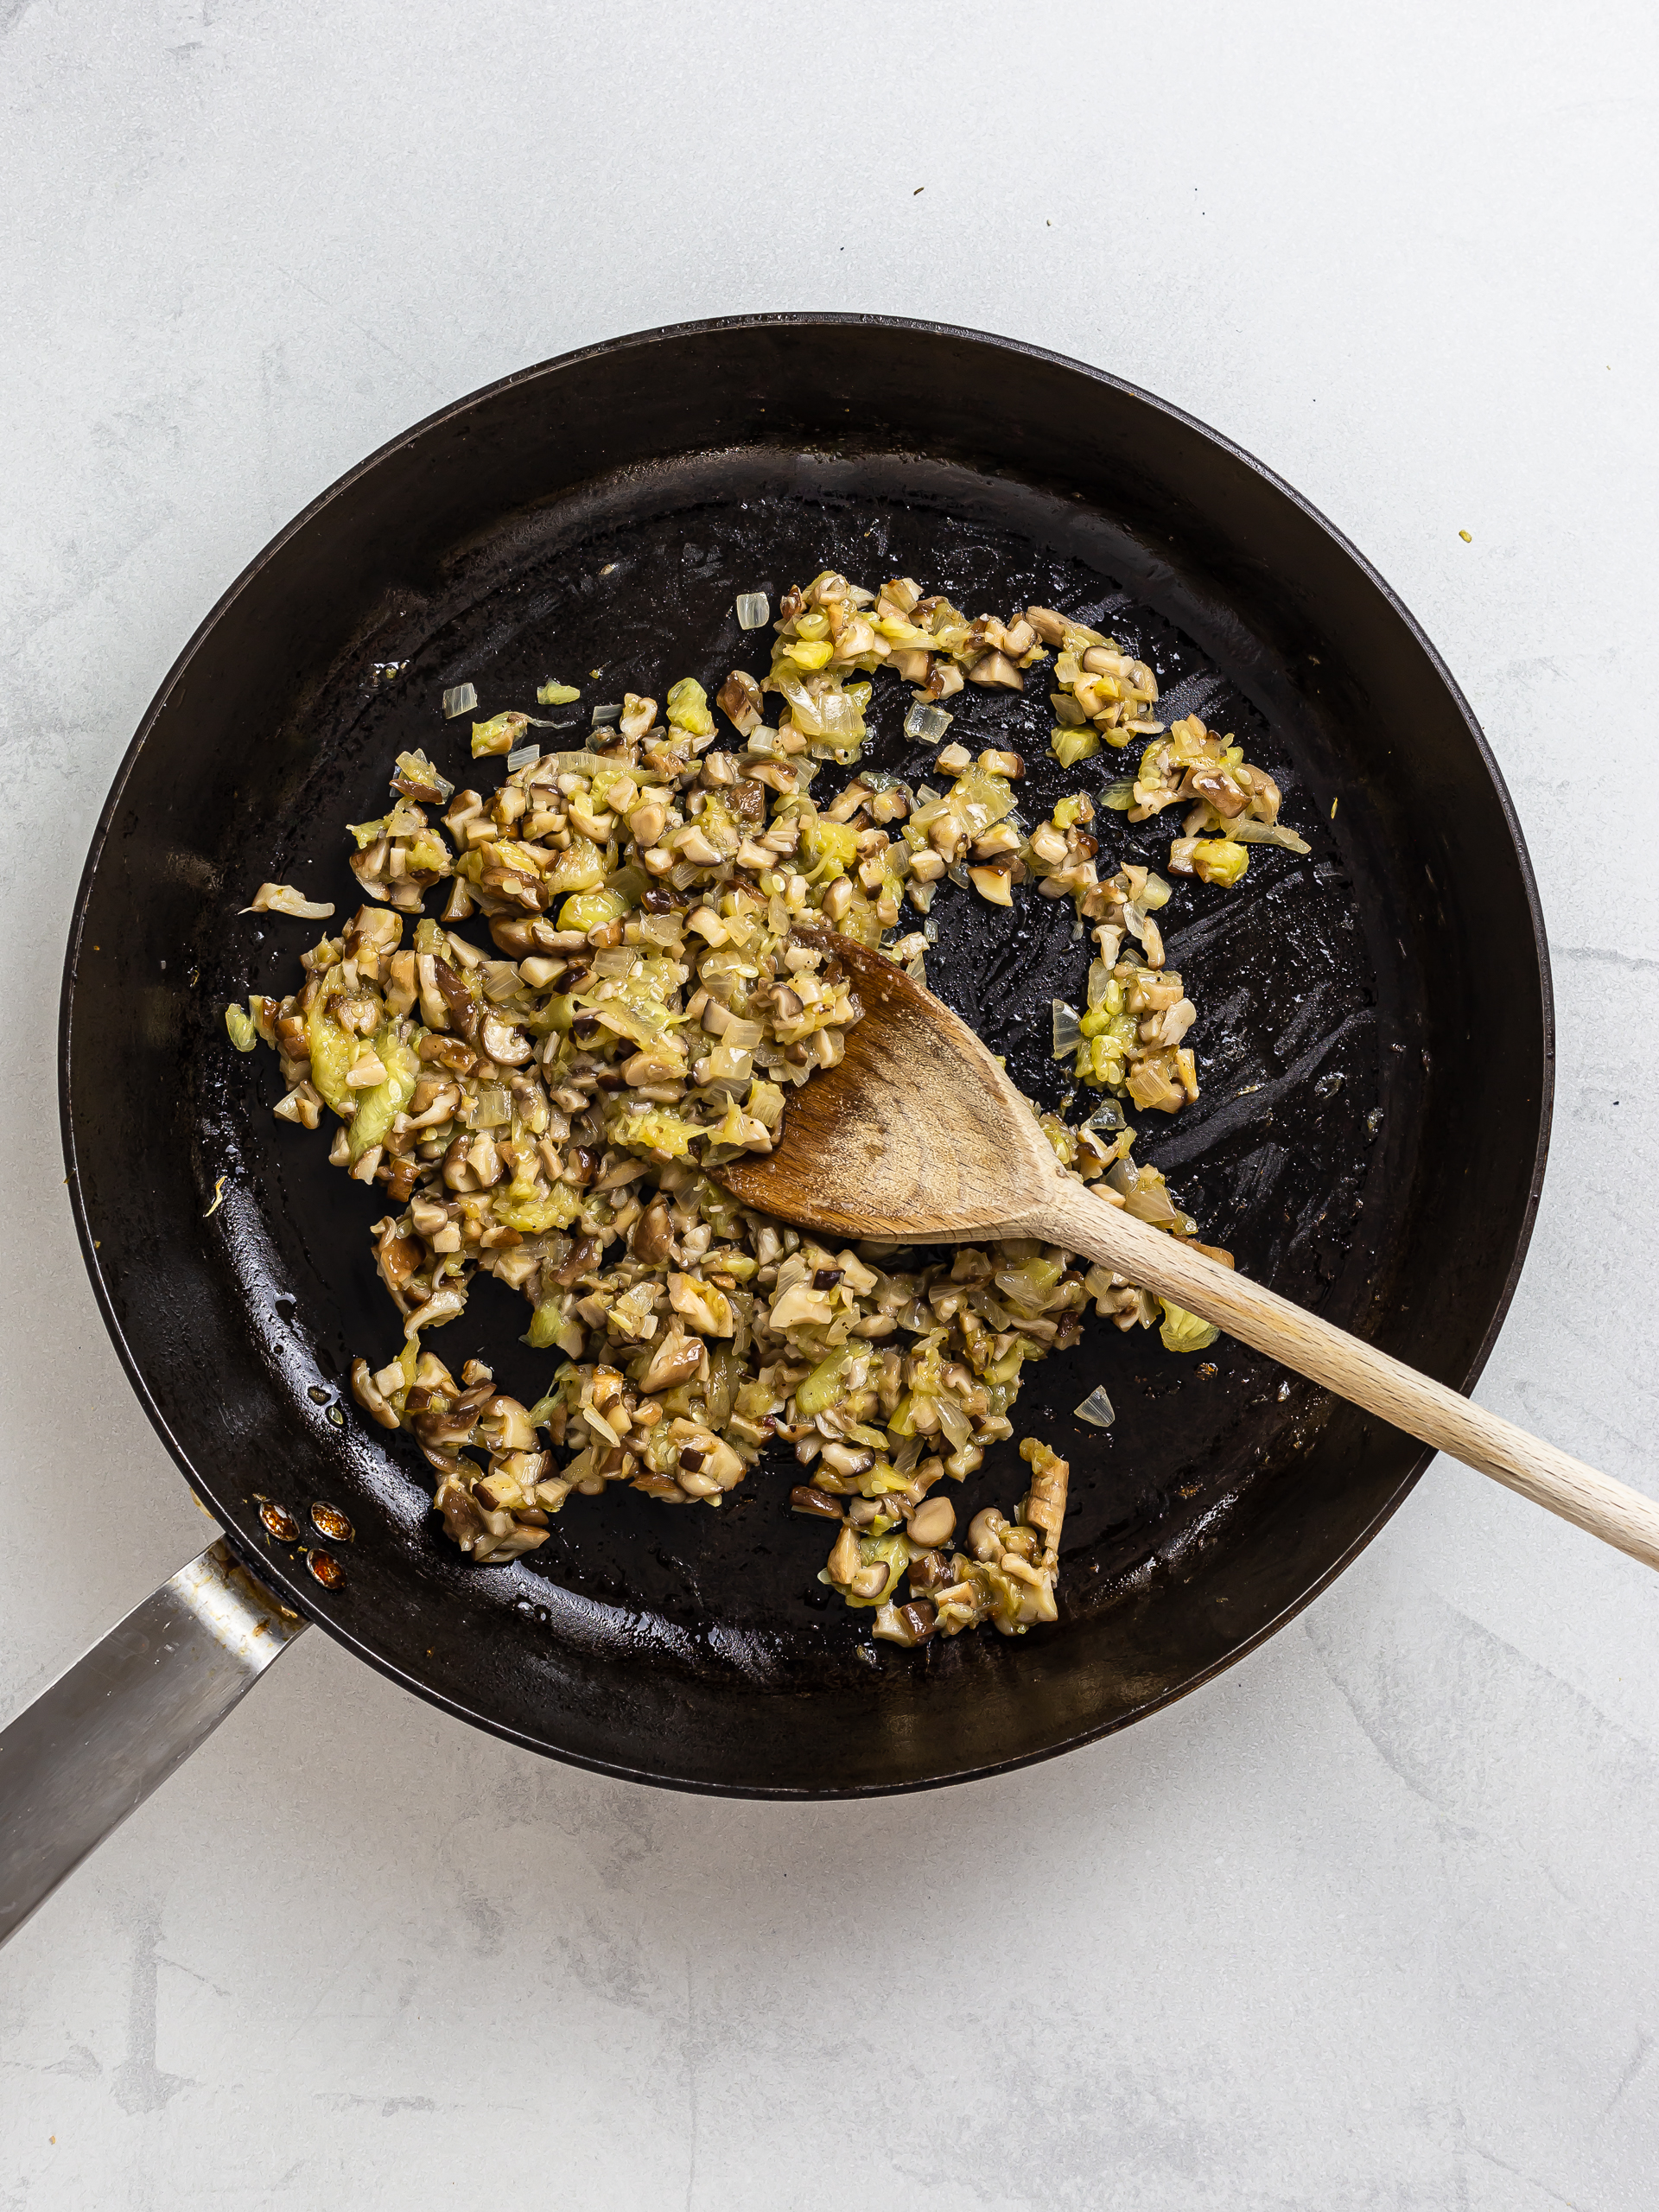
<box><xmin>3</xmin><ymin>2</ymin><xmax>1658</xmax><ymax>2203</ymax></box>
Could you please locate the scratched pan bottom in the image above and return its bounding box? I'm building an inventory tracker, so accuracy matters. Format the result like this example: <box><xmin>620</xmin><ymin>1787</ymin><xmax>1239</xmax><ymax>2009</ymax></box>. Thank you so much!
<box><xmin>66</xmin><ymin>321</ymin><xmax>1548</xmax><ymax>1791</ymax></box>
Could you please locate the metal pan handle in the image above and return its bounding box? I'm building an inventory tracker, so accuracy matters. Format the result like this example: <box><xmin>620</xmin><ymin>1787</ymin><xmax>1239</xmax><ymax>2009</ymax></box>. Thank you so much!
<box><xmin>0</xmin><ymin>1539</ymin><xmax>308</xmax><ymax>1948</ymax></box>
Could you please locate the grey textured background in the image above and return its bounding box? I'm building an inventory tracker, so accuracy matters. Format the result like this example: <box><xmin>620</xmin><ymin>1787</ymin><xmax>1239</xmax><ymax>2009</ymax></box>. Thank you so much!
<box><xmin>3</xmin><ymin>3</ymin><xmax>1658</xmax><ymax>2206</ymax></box>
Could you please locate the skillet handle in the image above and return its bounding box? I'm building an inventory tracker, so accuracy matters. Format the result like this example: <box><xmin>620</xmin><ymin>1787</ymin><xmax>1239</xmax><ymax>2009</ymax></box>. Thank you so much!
<box><xmin>0</xmin><ymin>1539</ymin><xmax>308</xmax><ymax>1948</ymax></box>
<box><xmin>1029</xmin><ymin>1185</ymin><xmax>1659</xmax><ymax>1573</ymax></box>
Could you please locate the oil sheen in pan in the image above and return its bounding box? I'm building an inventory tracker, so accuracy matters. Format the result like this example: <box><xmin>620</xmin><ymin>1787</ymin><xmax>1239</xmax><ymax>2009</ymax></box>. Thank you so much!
<box><xmin>209</xmin><ymin>468</ymin><xmax>1393</xmax><ymax>1650</ymax></box>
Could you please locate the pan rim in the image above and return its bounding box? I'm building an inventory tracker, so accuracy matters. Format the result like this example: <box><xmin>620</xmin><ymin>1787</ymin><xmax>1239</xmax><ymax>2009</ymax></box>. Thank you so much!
<box><xmin>58</xmin><ymin>312</ymin><xmax>1554</xmax><ymax>1795</ymax></box>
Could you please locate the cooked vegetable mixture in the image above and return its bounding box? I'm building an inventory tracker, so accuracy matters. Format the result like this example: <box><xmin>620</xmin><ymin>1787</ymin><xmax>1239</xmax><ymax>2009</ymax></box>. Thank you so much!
<box><xmin>226</xmin><ymin>568</ymin><xmax>1287</xmax><ymax>1649</ymax></box>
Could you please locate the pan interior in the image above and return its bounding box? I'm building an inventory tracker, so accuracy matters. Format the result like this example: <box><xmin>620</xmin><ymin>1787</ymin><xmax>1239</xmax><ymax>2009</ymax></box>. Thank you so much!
<box><xmin>68</xmin><ymin>321</ymin><xmax>1544</xmax><ymax>1792</ymax></box>
<box><xmin>200</xmin><ymin>450</ymin><xmax>1398</xmax><ymax>1681</ymax></box>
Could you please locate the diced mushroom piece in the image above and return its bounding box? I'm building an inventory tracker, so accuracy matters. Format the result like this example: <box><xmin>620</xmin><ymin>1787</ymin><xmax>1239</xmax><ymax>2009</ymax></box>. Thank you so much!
<box><xmin>373</xmin><ymin>1224</ymin><xmax>423</xmax><ymax>1309</ymax></box>
<box><xmin>346</xmin><ymin>1048</ymin><xmax>388</xmax><ymax>1089</ymax></box>
<box><xmin>825</xmin><ymin>1522</ymin><xmax>861</xmax><ymax>1587</ymax></box>
<box><xmin>434</xmin><ymin>1475</ymin><xmax>491</xmax><ymax>1551</ymax></box>
<box><xmin>819</xmin><ymin>1441</ymin><xmax>876</xmax><ymax>1479</ymax></box>
<box><xmin>874</xmin><ymin>1599</ymin><xmax>938</xmax><ymax>1645</ymax></box>
<box><xmin>351</xmin><ymin>1357</ymin><xmax>401</xmax><ymax>1429</ymax></box>
<box><xmin>717</xmin><ymin>670</ymin><xmax>764</xmax><ymax>735</ymax></box>
<box><xmin>967</xmin><ymin>864</ymin><xmax>1014</xmax><ymax>906</ymax></box>
<box><xmin>620</xmin><ymin>692</ymin><xmax>658</xmax><ymax>740</ymax></box>
<box><xmin>790</xmin><ymin>1485</ymin><xmax>844</xmax><ymax>1521</ymax></box>
<box><xmin>686</xmin><ymin>1434</ymin><xmax>744</xmax><ymax>1490</ymax></box>
<box><xmin>668</xmin><ymin>1273</ymin><xmax>734</xmax><ymax>1336</ymax></box>
<box><xmin>431</xmin><ymin>958</ymin><xmax>481</xmax><ymax>1042</ymax></box>
<box><xmin>473</xmin><ymin>1522</ymin><xmax>550</xmax><ymax>1563</ymax></box>
<box><xmin>967</xmin><ymin>650</ymin><xmax>1023</xmax><ymax>690</ymax></box>
<box><xmin>674</xmin><ymin>826</ymin><xmax>724</xmax><ymax>868</ymax></box>
<box><xmin>273</xmin><ymin>1081</ymin><xmax>323</xmax><ymax>1130</ymax></box>
<box><xmin>967</xmin><ymin>1506</ymin><xmax>1010</xmax><ymax>1562</ymax></box>
<box><xmin>479</xmin><ymin>1012</ymin><xmax>531</xmax><ymax>1065</ymax></box>
<box><xmin>1017</xmin><ymin>1440</ymin><xmax>1071</xmax><ymax>1560</ymax></box>
<box><xmin>627</xmin><ymin>800</ymin><xmax>667</xmax><ymax>849</ymax></box>
<box><xmin>480</xmin><ymin>1395</ymin><xmax>537</xmax><ymax>1453</ymax></box>
<box><xmin>1189</xmin><ymin>770</ymin><xmax>1249</xmax><ymax>818</ymax></box>
<box><xmin>629</xmin><ymin>1197</ymin><xmax>676</xmax><ymax>1266</ymax></box>
<box><xmin>1158</xmin><ymin>999</ymin><xmax>1198</xmax><ymax>1049</ymax></box>
<box><xmin>639</xmin><ymin>1328</ymin><xmax>705</xmax><ymax>1394</ymax></box>
<box><xmin>906</xmin><ymin>1496</ymin><xmax>956</xmax><ymax>1548</ymax></box>
<box><xmin>467</xmin><ymin>1135</ymin><xmax>505</xmax><ymax>1187</ymax></box>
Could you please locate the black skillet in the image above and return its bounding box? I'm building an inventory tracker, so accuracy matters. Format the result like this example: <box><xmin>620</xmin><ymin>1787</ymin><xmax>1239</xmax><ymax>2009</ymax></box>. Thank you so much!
<box><xmin>43</xmin><ymin>316</ymin><xmax>1552</xmax><ymax>1814</ymax></box>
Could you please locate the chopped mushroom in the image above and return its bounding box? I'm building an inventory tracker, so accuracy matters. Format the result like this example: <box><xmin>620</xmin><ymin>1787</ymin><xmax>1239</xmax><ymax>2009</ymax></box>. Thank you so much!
<box><xmin>225</xmin><ymin>555</ymin><xmax>1290</xmax><ymax>1644</ymax></box>
<box><xmin>967</xmin><ymin>650</ymin><xmax>1023</xmax><ymax>690</ymax></box>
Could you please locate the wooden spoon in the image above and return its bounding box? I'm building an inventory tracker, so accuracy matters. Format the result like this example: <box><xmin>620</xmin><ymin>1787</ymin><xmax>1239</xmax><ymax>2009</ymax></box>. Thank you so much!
<box><xmin>720</xmin><ymin>927</ymin><xmax>1659</xmax><ymax>1572</ymax></box>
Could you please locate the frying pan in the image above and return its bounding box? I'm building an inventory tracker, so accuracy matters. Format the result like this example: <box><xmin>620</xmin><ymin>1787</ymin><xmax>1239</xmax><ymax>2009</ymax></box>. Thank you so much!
<box><xmin>1</xmin><ymin>315</ymin><xmax>1551</xmax><ymax>1942</ymax></box>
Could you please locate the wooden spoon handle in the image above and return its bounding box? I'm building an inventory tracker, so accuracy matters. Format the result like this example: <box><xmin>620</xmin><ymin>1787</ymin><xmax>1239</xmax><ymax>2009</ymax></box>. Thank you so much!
<box><xmin>1028</xmin><ymin>1185</ymin><xmax>1659</xmax><ymax>1573</ymax></box>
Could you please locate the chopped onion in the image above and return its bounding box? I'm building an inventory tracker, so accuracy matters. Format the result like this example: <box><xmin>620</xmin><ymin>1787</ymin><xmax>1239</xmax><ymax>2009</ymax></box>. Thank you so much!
<box><xmin>591</xmin><ymin>702</ymin><xmax>622</xmax><ymax>728</ymax></box>
<box><xmin>936</xmin><ymin>1395</ymin><xmax>972</xmax><ymax>1451</ymax></box>
<box><xmin>1140</xmin><ymin>870</ymin><xmax>1173</xmax><ymax>910</ymax></box>
<box><xmin>473</xmin><ymin>1084</ymin><xmax>511</xmax><ymax>1128</ymax></box>
<box><xmin>442</xmin><ymin>683</ymin><xmax>477</xmax><ymax>719</ymax></box>
<box><xmin>913</xmin><ymin>783</ymin><xmax>942</xmax><ymax>806</ymax></box>
<box><xmin>1051</xmin><ymin>999</ymin><xmax>1083</xmax><ymax>1061</ymax></box>
<box><xmin>241</xmin><ymin>882</ymin><xmax>335</xmax><ymax>919</ymax></box>
<box><xmin>905</xmin><ymin>702</ymin><xmax>954</xmax><ymax>744</ymax></box>
<box><xmin>391</xmin><ymin>748</ymin><xmax>455</xmax><ymax>801</ymax></box>
<box><xmin>506</xmin><ymin>743</ymin><xmax>541</xmax><ymax>771</ymax></box>
<box><xmin>1102</xmin><ymin>779</ymin><xmax>1137</xmax><ymax>810</ymax></box>
<box><xmin>528</xmin><ymin>750</ymin><xmax>607</xmax><ymax>780</ymax></box>
<box><xmin>735</xmin><ymin>593</ymin><xmax>770</xmax><ymax>630</ymax></box>
<box><xmin>537</xmin><ymin>680</ymin><xmax>581</xmax><ymax>706</ymax></box>
<box><xmin>1230</xmin><ymin>821</ymin><xmax>1312</xmax><ymax>854</ymax></box>
<box><xmin>809</xmin><ymin>687</ymin><xmax>863</xmax><ymax>741</ymax></box>
<box><xmin>945</xmin><ymin>860</ymin><xmax>970</xmax><ymax>890</ymax></box>
<box><xmin>1082</xmin><ymin>1098</ymin><xmax>1125</xmax><ymax>1132</ymax></box>
<box><xmin>1074</xmin><ymin>1385</ymin><xmax>1116</xmax><ymax>1429</ymax></box>
<box><xmin>523</xmin><ymin>714</ymin><xmax>581</xmax><ymax>729</ymax></box>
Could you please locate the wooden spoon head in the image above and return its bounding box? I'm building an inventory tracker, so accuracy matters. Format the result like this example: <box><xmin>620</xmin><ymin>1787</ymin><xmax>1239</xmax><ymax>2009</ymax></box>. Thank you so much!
<box><xmin>716</xmin><ymin>926</ymin><xmax>1066</xmax><ymax>1241</ymax></box>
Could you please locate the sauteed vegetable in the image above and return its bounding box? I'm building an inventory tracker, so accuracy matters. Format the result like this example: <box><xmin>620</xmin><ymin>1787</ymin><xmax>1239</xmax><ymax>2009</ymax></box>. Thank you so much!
<box><xmin>226</xmin><ymin>567</ymin><xmax>1299</xmax><ymax>1648</ymax></box>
